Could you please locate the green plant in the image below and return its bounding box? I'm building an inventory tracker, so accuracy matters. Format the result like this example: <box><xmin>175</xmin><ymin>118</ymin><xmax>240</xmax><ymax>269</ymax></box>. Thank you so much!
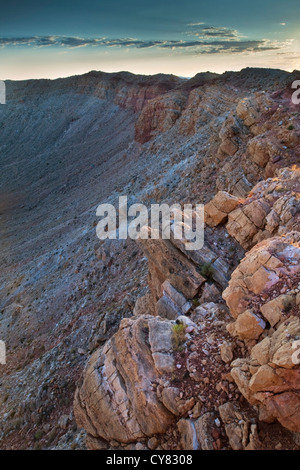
<box><xmin>199</xmin><ymin>262</ymin><xmax>214</xmax><ymax>280</ymax></box>
<box><xmin>287</xmin><ymin>125</ymin><xmax>294</xmax><ymax>131</ymax></box>
<box><xmin>34</xmin><ymin>430</ymin><xmax>43</xmax><ymax>441</ymax></box>
<box><xmin>172</xmin><ymin>322</ymin><xmax>187</xmax><ymax>351</ymax></box>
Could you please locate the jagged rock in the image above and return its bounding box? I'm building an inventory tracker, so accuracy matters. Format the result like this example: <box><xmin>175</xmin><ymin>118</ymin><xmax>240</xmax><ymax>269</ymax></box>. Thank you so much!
<box><xmin>156</xmin><ymin>295</ymin><xmax>181</xmax><ymax>320</ymax></box>
<box><xmin>236</xmin><ymin>93</ymin><xmax>274</xmax><ymax>134</ymax></box>
<box><xmin>74</xmin><ymin>314</ymin><xmax>200</xmax><ymax>447</ymax></box>
<box><xmin>220</xmin><ymin>342</ymin><xmax>234</xmax><ymax>363</ymax></box>
<box><xmin>223</xmin><ymin>232</ymin><xmax>300</xmax><ymax>318</ymax></box>
<box><xmin>148</xmin><ymin>317</ymin><xmax>176</xmax><ymax>374</ymax></box>
<box><xmin>204</xmin><ymin>202</ymin><xmax>228</xmax><ymax>227</ymax></box>
<box><xmin>169</xmin><ymin>227</ymin><xmax>231</xmax><ymax>288</ymax></box>
<box><xmin>177</xmin><ymin>413</ymin><xmax>216</xmax><ymax>450</ymax></box>
<box><xmin>156</xmin><ymin>280</ymin><xmax>192</xmax><ymax>319</ymax></box>
<box><xmin>191</xmin><ymin>402</ymin><xmax>203</xmax><ymax>419</ymax></box>
<box><xmin>135</xmin><ymin>91</ymin><xmax>187</xmax><ymax>143</ymax></box>
<box><xmin>199</xmin><ymin>282</ymin><xmax>221</xmax><ymax>304</ymax></box>
<box><xmin>230</xmin><ymin>315</ymin><xmax>300</xmax><ymax>432</ymax></box>
<box><xmin>218</xmin><ymin>115</ymin><xmax>240</xmax><ymax>156</ymax></box>
<box><xmin>194</xmin><ymin>413</ymin><xmax>216</xmax><ymax>450</ymax></box>
<box><xmin>223</xmin><ymin>227</ymin><xmax>300</xmax><ymax>434</ymax></box>
<box><xmin>219</xmin><ymin>402</ymin><xmax>260</xmax><ymax>450</ymax></box>
<box><xmin>177</xmin><ymin>418</ymin><xmax>200</xmax><ymax>450</ymax></box>
<box><xmin>162</xmin><ymin>280</ymin><xmax>192</xmax><ymax>313</ymax></box>
<box><xmin>74</xmin><ymin>315</ymin><xmax>176</xmax><ymax>444</ymax></box>
<box><xmin>250</xmin><ymin>337</ymin><xmax>271</xmax><ymax>365</ymax></box>
<box><xmin>226</xmin><ymin>167</ymin><xmax>300</xmax><ymax>249</ymax></box>
<box><xmin>260</xmin><ymin>294</ymin><xmax>296</xmax><ymax>327</ymax></box>
<box><xmin>227</xmin><ymin>310</ymin><xmax>266</xmax><ymax>340</ymax></box>
<box><xmin>162</xmin><ymin>387</ymin><xmax>195</xmax><ymax>416</ymax></box>
<box><xmin>247</xmin><ymin>135</ymin><xmax>282</xmax><ymax>168</ymax></box>
<box><xmin>205</xmin><ymin>191</ymin><xmax>240</xmax><ymax>227</ymax></box>
<box><xmin>264</xmin><ymin>392</ymin><xmax>300</xmax><ymax>432</ymax></box>
<box><xmin>139</xmin><ymin>236</ymin><xmax>206</xmax><ymax>301</ymax></box>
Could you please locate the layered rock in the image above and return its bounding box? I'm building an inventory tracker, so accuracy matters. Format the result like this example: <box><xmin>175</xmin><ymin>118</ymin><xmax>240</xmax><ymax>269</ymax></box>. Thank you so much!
<box><xmin>231</xmin><ymin>315</ymin><xmax>300</xmax><ymax>432</ymax></box>
<box><xmin>136</xmin><ymin>216</ymin><xmax>236</xmax><ymax>319</ymax></box>
<box><xmin>74</xmin><ymin>315</ymin><xmax>177</xmax><ymax>444</ymax></box>
<box><xmin>74</xmin><ymin>301</ymin><xmax>250</xmax><ymax>450</ymax></box>
<box><xmin>223</xmin><ymin>231</ymin><xmax>300</xmax><ymax>319</ymax></box>
<box><xmin>206</xmin><ymin>167</ymin><xmax>300</xmax><ymax>249</ymax></box>
<box><xmin>135</xmin><ymin>91</ymin><xmax>187</xmax><ymax>143</ymax></box>
<box><xmin>74</xmin><ymin>313</ymin><xmax>231</xmax><ymax>449</ymax></box>
<box><xmin>223</xmin><ymin>232</ymin><xmax>300</xmax><ymax>432</ymax></box>
<box><xmin>216</xmin><ymin>86</ymin><xmax>300</xmax><ymax>197</ymax></box>
<box><xmin>139</xmin><ymin>236</ymin><xmax>206</xmax><ymax>302</ymax></box>
<box><xmin>205</xmin><ymin>191</ymin><xmax>240</xmax><ymax>227</ymax></box>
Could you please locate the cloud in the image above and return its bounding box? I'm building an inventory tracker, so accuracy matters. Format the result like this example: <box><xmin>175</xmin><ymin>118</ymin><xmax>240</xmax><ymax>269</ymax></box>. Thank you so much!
<box><xmin>197</xmin><ymin>26</ymin><xmax>240</xmax><ymax>38</ymax></box>
<box><xmin>0</xmin><ymin>34</ymin><xmax>284</xmax><ymax>55</ymax></box>
<box><xmin>0</xmin><ymin>36</ymin><xmax>168</xmax><ymax>49</ymax></box>
<box><xmin>187</xmin><ymin>22</ymin><xmax>205</xmax><ymax>26</ymax></box>
<box><xmin>186</xmin><ymin>24</ymin><xmax>242</xmax><ymax>42</ymax></box>
<box><xmin>161</xmin><ymin>39</ymin><xmax>281</xmax><ymax>54</ymax></box>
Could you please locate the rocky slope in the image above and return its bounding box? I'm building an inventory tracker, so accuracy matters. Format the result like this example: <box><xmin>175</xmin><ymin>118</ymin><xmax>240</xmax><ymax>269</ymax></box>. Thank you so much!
<box><xmin>0</xmin><ymin>67</ymin><xmax>299</xmax><ymax>449</ymax></box>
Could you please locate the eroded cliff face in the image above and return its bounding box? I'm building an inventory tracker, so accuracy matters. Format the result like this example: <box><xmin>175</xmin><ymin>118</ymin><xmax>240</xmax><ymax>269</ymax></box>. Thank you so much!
<box><xmin>75</xmin><ymin>179</ymin><xmax>300</xmax><ymax>450</ymax></box>
<box><xmin>73</xmin><ymin>70</ymin><xmax>300</xmax><ymax>451</ymax></box>
<box><xmin>0</xmin><ymin>67</ymin><xmax>299</xmax><ymax>450</ymax></box>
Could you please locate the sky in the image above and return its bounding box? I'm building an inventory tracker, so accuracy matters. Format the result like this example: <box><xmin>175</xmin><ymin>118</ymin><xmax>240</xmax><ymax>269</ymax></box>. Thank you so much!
<box><xmin>0</xmin><ymin>0</ymin><xmax>300</xmax><ymax>80</ymax></box>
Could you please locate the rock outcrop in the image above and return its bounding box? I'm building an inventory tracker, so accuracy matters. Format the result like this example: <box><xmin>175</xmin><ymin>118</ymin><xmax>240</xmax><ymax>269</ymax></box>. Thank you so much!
<box><xmin>135</xmin><ymin>91</ymin><xmax>187</xmax><ymax>143</ymax></box>
<box><xmin>216</xmin><ymin>86</ymin><xmax>300</xmax><ymax>197</ymax></box>
<box><xmin>74</xmin><ymin>312</ymin><xmax>238</xmax><ymax>449</ymax></box>
<box><xmin>74</xmin><ymin>315</ymin><xmax>178</xmax><ymax>444</ymax></box>
<box><xmin>204</xmin><ymin>191</ymin><xmax>240</xmax><ymax>227</ymax></box>
<box><xmin>205</xmin><ymin>167</ymin><xmax>300</xmax><ymax>249</ymax></box>
<box><xmin>223</xmin><ymin>231</ymin><xmax>300</xmax><ymax>319</ymax></box>
<box><xmin>223</xmin><ymin>231</ymin><xmax>300</xmax><ymax>432</ymax></box>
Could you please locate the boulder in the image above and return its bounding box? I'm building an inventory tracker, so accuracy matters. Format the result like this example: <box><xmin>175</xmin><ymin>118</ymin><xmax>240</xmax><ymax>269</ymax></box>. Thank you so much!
<box><xmin>223</xmin><ymin>232</ymin><xmax>300</xmax><ymax>318</ymax></box>
<box><xmin>226</xmin><ymin>167</ymin><xmax>300</xmax><ymax>249</ymax></box>
<box><xmin>219</xmin><ymin>401</ymin><xmax>261</xmax><ymax>450</ymax></box>
<box><xmin>74</xmin><ymin>315</ymin><xmax>176</xmax><ymax>444</ymax></box>
<box><xmin>74</xmin><ymin>315</ymin><xmax>199</xmax><ymax>447</ymax></box>
<box><xmin>230</xmin><ymin>316</ymin><xmax>300</xmax><ymax>432</ymax></box>
<box><xmin>205</xmin><ymin>191</ymin><xmax>239</xmax><ymax>227</ymax></box>
<box><xmin>227</xmin><ymin>310</ymin><xmax>266</xmax><ymax>340</ymax></box>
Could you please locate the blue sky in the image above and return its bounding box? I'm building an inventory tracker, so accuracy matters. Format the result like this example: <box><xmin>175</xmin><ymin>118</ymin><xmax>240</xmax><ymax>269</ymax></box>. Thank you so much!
<box><xmin>0</xmin><ymin>0</ymin><xmax>299</xmax><ymax>79</ymax></box>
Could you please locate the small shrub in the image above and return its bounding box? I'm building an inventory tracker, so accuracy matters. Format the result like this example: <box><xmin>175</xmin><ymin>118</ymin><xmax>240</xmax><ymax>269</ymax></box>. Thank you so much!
<box><xmin>172</xmin><ymin>323</ymin><xmax>187</xmax><ymax>351</ymax></box>
<box><xmin>199</xmin><ymin>262</ymin><xmax>214</xmax><ymax>280</ymax></box>
<box><xmin>34</xmin><ymin>430</ymin><xmax>43</xmax><ymax>441</ymax></box>
<box><xmin>288</xmin><ymin>125</ymin><xmax>294</xmax><ymax>131</ymax></box>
